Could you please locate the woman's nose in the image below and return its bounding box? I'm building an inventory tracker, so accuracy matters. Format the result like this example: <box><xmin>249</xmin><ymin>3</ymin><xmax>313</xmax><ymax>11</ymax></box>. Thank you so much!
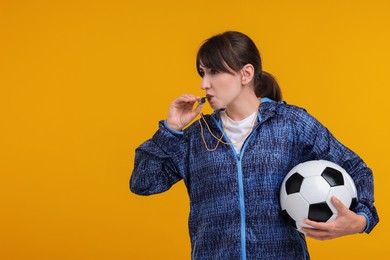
<box><xmin>200</xmin><ymin>77</ymin><xmax>211</xmax><ymax>90</ymax></box>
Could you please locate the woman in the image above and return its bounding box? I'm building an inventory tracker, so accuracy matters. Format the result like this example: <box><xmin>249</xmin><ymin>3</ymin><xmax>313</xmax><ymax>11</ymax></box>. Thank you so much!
<box><xmin>130</xmin><ymin>31</ymin><xmax>378</xmax><ymax>259</ymax></box>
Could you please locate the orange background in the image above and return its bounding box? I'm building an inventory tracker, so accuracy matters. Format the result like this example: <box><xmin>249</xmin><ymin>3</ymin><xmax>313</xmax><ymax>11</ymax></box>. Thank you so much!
<box><xmin>1</xmin><ymin>0</ymin><xmax>389</xmax><ymax>259</ymax></box>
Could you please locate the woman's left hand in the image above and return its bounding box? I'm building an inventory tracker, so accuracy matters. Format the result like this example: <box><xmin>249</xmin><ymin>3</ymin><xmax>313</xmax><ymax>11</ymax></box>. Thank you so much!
<box><xmin>301</xmin><ymin>196</ymin><xmax>367</xmax><ymax>240</ymax></box>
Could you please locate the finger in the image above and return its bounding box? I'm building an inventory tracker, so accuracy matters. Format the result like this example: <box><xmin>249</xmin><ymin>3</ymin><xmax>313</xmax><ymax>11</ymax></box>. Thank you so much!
<box><xmin>302</xmin><ymin>227</ymin><xmax>328</xmax><ymax>236</ymax></box>
<box><xmin>183</xmin><ymin>94</ymin><xmax>198</xmax><ymax>101</ymax></box>
<box><xmin>304</xmin><ymin>219</ymin><xmax>329</xmax><ymax>230</ymax></box>
<box><xmin>304</xmin><ymin>229</ymin><xmax>332</xmax><ymax>240</ymax></box>
<box><xmin>331</xmin><ymin>196</ymin><xmax>348</xmax><ymax>214</ymax></box>
<box><xmin>174</xmin><ymin>98</ymin><xmax>198</xmax><ymax>110</ymax></box>
<box><xmin>301</xmin><ymin>225</ymin><xmax>334</xmax><ymax>240</ymax></box>
<box><xmin>193</xmin><ymin>102</ymin><xmax>204</xmax><ymax>114</ymax></box>
<box><xmin>176</xmin><ymin>94</ymin><xmax>197</xmax><ymax>103</ymax></box>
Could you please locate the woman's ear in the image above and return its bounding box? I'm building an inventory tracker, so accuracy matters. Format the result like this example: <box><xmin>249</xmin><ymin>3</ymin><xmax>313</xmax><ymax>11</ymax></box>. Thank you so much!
<box><xmin>241</xmin><ymin>64</ymin><xmax>255</xmax><ymax>85</ymax></box>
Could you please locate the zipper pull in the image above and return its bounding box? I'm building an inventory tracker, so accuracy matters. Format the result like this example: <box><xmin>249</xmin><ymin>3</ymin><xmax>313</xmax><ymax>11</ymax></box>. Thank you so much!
<box><xmin>237</xmin><ymin>155</ymin><xmax>241</xmax><ymax>161</ymax></box>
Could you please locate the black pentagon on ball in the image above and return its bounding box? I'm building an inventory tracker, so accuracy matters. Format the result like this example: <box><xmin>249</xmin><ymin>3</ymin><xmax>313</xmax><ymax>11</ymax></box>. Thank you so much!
<box><xmin>349</xmin><ymin>198</ymin><xmax>358</xmax><ymax>210</ymax></box>
<box><xmin>308</xmin><ymin>202</ymin><xmax>333</xmax><ymax>222</ymax></box>
<box><xmin>285</xmin><ymin>172</ymin><xmax>304</xmax><ymax>195</ymax></box>
<box><xmin>321</xmin><ymin>167</ymin><xmax>344</xmax><ymax>187</ymax></box>
<box><xmin>281</xmin><ymin>209</ymin><xmax>297</xmax><ymax>229</ymax></box>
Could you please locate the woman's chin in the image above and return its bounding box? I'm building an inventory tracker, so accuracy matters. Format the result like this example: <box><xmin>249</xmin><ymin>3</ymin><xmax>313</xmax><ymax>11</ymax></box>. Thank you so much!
<box><xmin>208</xmin><ymin>99</ymin><xmax>223</xmax><ymax>110</ymax></box>
<box><xmin>209</xmin><ymin>103</ymin><xmax>222</xmax><ymax>110</ymax></box>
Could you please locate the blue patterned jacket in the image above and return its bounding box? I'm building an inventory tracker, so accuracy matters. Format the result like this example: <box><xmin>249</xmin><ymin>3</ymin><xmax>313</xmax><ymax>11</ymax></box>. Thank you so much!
<box><xmin>130</xmin><ymin>98</ymin><xmax>378</xmax><ymax>260</ymax></box>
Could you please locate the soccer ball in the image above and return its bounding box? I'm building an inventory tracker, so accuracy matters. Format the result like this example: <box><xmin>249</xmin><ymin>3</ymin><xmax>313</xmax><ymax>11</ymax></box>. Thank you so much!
<box><xmin>280</xmin><ymin>160</ymin><xmax>358</xmax><ymax>232</ymax></box>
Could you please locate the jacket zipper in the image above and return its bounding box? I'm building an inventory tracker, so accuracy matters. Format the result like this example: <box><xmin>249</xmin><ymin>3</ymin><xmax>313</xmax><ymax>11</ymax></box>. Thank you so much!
<box><xmin>211</xmin><ymin>113</ymin><xmax>264</xmax><ymax>260</ymax></box>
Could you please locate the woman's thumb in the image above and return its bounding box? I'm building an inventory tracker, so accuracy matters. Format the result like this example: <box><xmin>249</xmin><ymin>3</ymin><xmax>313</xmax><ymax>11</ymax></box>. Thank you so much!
<box><xmin>192</xmin><ymin>102</ymin><xmax>204</xmax><ymax>116</ymax></box>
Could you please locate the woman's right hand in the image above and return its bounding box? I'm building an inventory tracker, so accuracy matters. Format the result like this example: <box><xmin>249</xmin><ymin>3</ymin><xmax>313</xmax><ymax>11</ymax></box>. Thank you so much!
<box><xmin>166</xmin><ymin>94</ymin><xmax>204</xmax><ymax>131</ymax></box>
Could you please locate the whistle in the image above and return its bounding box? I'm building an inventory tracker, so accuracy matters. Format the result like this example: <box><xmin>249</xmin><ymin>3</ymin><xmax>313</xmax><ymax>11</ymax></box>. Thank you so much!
<box><xmin>199</xmin><ymin>96</ymin><xmax>210</xmax><ymax>104</ymax></box>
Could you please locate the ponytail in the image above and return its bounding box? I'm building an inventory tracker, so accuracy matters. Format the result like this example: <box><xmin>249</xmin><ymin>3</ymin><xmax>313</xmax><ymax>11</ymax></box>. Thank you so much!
<box><xmin>255</xmin><ymin>71</ymin><xmax>283</xmax><ymax>102</ymax></box>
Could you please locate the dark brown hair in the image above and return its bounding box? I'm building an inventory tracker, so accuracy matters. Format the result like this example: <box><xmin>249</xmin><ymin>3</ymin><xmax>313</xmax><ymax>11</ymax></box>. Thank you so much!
<box><xmin>196</xmin><ymin>31</ymin><xmax>282</xmax><ymax>101</ymax></box>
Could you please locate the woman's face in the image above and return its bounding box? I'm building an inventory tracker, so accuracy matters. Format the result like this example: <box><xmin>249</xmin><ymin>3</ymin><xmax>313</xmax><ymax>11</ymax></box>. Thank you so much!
<box><xmin>199</xmin><ymin>65</ymin><xmax>242</xmax><ymax>110</ymax></box>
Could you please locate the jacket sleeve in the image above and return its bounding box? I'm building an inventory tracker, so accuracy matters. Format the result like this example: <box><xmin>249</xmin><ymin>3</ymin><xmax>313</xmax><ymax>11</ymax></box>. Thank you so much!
<box><xmin>295</xmin><ymin>109</ymin><xmax>379</xmax><ymax>234</ymax></box>
<box><xmin>130</xmin><ymin>120</ymin><xmax>187</xmax><ymax>196</ymax></box>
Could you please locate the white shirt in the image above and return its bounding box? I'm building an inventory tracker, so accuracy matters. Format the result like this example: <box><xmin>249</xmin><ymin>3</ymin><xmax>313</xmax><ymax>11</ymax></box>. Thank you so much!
<box><xmin>220</xmin><ymin>110</ymin><xmax>258</xmax><ymax>154</ymax></box>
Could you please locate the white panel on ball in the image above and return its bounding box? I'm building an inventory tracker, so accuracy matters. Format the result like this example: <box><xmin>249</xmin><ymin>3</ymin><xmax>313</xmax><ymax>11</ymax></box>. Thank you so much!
<box><xmin>300</xmin><ymin>177</ymin><xmax>331</xmax><ymax>204</ymax></box>
<box><xmin>280</xmin><ymin>178</ymin><xmax>288</xmax><ymax>209</ymax></box>
<box><xmin>285</xmin><ymin>193</ymin><xmax>310</xmax><ymax>221</ymax></box>
<box><xmin>297</xmin><ymin>162</ymin><xmax>326</xmax><ymax>178</ymax></box>
<box><xmin>343</xmin><ymin>173</ymin><xmax>358</xmax><ymax>198</ymax></box>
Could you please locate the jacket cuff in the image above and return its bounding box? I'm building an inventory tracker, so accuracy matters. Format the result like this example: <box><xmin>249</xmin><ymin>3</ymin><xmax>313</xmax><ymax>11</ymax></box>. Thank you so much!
<box><xmin>151</xmin><ymin>120</ymin><xmax>185</xmax><ymax>156</ymax></box>
<box><xmin>356</xmin><ymin>212</ymin><xmax>369</xmax><ymax>233</ymax></box>
<box><xmin>354</xmin><ymin>202</ymin><xmax>378</xmax><ymax>234</ymax></box>
<box><xmin>163</xmin><ymin>120</ymin><xmax>184</xmax><ymax>135</ymax></box>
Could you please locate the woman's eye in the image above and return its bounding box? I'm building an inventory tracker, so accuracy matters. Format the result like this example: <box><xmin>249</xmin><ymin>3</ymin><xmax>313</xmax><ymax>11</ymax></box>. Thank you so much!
<box><xmin>199</xmin><ymin>70</ymin><xmax>205</xmax><ymax>77</ymax></box>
